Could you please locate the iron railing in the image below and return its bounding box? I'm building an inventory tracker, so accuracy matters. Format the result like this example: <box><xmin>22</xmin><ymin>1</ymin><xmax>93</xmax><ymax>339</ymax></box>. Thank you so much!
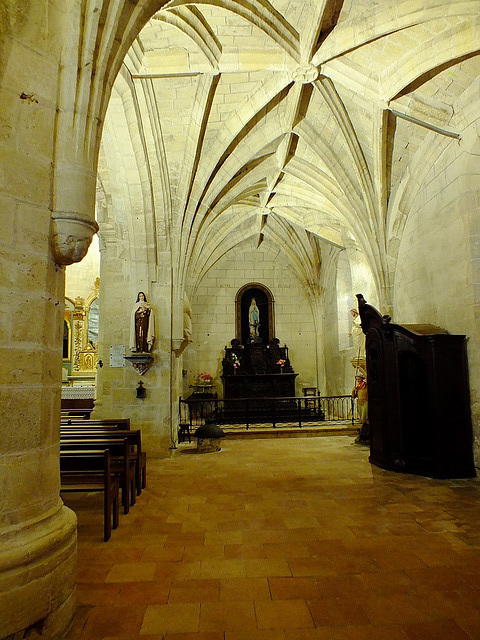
<box><xmin>179</xmin><ymin>394</ymin><xmax>356</xmax><ymax>432</ymax></box>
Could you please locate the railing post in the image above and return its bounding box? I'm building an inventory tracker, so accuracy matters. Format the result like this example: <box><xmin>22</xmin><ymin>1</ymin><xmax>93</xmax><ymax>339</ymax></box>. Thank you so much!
<box><xmin>272</xmin><ymin>399</ymin><xmax>276</xmax><ymax>428</ymax></box>
<box><xmin>246</xmin><ymin>399</ymin><xmax>250</xmax><ymax>430</ymax></box>
<box><xmin>298</xmin><ymin>397</ymin><xmax>302</xmax><ymax>428</ymax></box>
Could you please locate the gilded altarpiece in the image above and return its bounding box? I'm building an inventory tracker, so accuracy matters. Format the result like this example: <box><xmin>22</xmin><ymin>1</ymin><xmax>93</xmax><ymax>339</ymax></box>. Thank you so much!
<box><xmin>63</xmin><ymin>279</ymin><xmax>99</xmax><ymax>384</ymax></box>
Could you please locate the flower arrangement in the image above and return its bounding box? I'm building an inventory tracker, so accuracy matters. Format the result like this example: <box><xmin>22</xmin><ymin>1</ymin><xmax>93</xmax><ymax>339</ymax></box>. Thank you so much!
<box><xmin>197</xmin><ymin>371</ymin><xmax>213</xmax><ymax>384</ymax></box>
<box><xmin>232</xmin><ymin>354</ymin><xmax>240</xmax><ymax>369</ymax></box>
<box><xmin>277</xmin><ymin>359</ymin><xmax>286</xmax><ymax>368</ymax></box>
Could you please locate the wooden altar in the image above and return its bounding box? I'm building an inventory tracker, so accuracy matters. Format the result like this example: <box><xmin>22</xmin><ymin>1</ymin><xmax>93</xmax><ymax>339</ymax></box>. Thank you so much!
<box><xmin>222</xmin><ymin>338</ymin><xmax>297</xmax><ymax>399</ymax></box>
<box><xmin>357</xmin><ymin>294</ymin><xmax>475</xmax><ymax>478</ymax></box>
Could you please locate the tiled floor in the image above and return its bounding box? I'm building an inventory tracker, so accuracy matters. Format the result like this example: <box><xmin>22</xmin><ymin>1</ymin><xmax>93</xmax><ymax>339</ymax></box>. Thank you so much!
<box><xmin>64</xmin><ymin>435</ymin><xmax>480</xmax><ymax>640</ymax></box>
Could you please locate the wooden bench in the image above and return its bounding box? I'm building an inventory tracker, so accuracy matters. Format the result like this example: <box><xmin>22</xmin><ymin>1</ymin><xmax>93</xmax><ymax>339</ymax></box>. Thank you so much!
<box><xmin>60</xmin><ymin>437</ymin><xmax>136</xmax><ymax>514</ymax></box>
<box><xmin>61</xmin><ymin>428</ymin><xmax>146</xmax><ymax>494</ymax></box>
<box><xmin>61</xmin><ymin>409</ymin><xmax>92</xmax><ymax>419</ymax></box>
<box><xmin>60</xmin><ymin>449</ymin><xmax>120</xmax><ymax>542</ymax></box>
<box><xmin>61</xmin><ymin>418</ymin><xmax>131</xmax><ymax>430</ymax></box>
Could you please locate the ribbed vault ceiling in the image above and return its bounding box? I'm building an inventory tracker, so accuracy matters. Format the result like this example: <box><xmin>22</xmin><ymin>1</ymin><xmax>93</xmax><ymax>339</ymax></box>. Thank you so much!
<box><xmin>99</xmin><ymin>0</ymin><xmax>480</xmax><ymax>300</ymax></box>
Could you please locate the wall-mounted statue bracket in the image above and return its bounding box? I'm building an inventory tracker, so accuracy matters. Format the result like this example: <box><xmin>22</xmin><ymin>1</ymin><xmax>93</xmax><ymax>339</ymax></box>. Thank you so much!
<box><xmin>124</xmin><ymin>354</ymin><xmax>154</xmax><ymax>376</ymax></box>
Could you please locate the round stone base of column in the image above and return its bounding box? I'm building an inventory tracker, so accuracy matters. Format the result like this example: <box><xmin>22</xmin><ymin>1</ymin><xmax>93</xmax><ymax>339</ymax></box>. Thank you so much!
<box><xmin>0</xmin><ymin>504</ymin><xmax>77</xmax><ymax>639</ymax></box>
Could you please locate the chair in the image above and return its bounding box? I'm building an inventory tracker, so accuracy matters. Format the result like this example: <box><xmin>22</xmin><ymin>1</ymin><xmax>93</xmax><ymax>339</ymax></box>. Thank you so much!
<box><xmin>178</xmin><ymin>398</ymin><xmax>192</xmax><ymax>443</ymax></box>
<box><xmin>303</xmin><ymin>387</ymin><xmax>318</xmax><ymax>411</ymax></box>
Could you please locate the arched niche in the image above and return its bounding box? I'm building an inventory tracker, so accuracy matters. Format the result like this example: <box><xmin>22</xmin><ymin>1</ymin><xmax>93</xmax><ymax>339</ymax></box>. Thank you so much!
<box><xmin>236</xmin><ymin>283</ymin><xmax>275</xmax><ymax>345</ymax></box>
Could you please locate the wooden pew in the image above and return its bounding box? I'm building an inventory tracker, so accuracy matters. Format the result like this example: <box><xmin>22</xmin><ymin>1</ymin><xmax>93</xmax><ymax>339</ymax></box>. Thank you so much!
<box><xmin>60</xmin><ymin>449</ymin><xmax>120</xmax><ymax>542</ymax></box>
<box><xmin>61</xmin><ymin>409</ymin><xmax>92</xmax><ymax>419</ymax></box>
<box><xmin>61</xmin><ymin>418</ymin><xmax>131</xmax><ymax>430</ymax></box>
<box><xmin>60</xmin><ymin>437</ymin><xmax>136</xmax><ymax>514</ymax></box>
<box><xmin>61</xmin><ymin>428</ymin><xmax>146</xmax><ymax>494</ymax></box>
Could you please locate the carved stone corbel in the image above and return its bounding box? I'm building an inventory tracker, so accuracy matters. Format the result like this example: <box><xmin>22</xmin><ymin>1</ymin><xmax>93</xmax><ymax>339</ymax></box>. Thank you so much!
<box><xmin>172</xmin><ymin>337</ymin><xmax>192</xmax><ymax>357</ymax></box>
<box><xmin>124</xmin><ymin>354</ymin><xmax>154</xmax><ymax>375</ymax></box>
<box><xmin>51</xmin><ymin>214</ymin><xmax>99</xmax><ymax>266</ymax></box>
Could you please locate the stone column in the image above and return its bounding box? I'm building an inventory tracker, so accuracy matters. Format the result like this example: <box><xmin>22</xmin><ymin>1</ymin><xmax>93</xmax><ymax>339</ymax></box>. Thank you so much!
<box><xmin>0</xmin><ymin>213</ymin><xmax>78</xmax><ymax>638</ymax></box>
<box><xmin>0</xmin><ymin>2</ymin><xmax>89</xmax><ymax>636</ymax></box>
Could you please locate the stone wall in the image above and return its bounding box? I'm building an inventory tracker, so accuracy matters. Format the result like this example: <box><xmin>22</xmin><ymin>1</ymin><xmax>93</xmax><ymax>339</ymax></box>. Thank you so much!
<box><xmin>184</xmin><ymin>242</ymin><xmax>318</xmax><ymax>397</ymax></box>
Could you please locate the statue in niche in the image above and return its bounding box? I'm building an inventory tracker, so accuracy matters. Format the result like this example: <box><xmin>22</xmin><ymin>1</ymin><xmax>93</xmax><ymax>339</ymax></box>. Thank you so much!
<box><xmin>248</xmin><ymin>298</ymin><xmax>260</xmax><ymax>340</ymax></box>
<box><xmin>130</xmin><ymin>292</ymin><xmax>155</xmax><ymax>353</ymax></box>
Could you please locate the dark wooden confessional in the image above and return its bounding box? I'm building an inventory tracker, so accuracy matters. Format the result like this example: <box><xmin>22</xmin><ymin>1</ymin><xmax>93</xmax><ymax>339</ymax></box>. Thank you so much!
<box><xmin>357</xmin><ymin>294</ymin><xmax>475</xmax><ymax>478</ymax></box>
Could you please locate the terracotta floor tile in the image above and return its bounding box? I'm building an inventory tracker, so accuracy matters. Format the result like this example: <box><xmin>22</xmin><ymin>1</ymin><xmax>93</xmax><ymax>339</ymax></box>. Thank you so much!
<box><xmin>77</xmin><ymin>546</ymin><xmax>144</xmax><ymax>565</ymax></box>
<box><xmin>82</xmin><ymin>605</ymin><xmax>145</xmax><ymax>637</ymax></box>
<box><xmin>140</xmin><ymin>603</ymin><xmax>200</xmax><ymax>635</ymax></box>
<box><xmin>165</xmin><ymin>532</ymin><xmax>206</xmax><ymax>547</ymax></box>
<box><xmin>164</xmin><ymin>633</ymin><xmax>224</xmax><ymax>640</ymax></box>
<box><xmin>141</xmin><ymin>545</ymin><xmax>185</xmax><ymax>562</ymax></box>
<box><xmin>105</xmin><ymin>562</ymin><xmax>157</xmax><ymax>583</ymax></box>
<box><xmin>243</xmin><ymin>558</ymin><xmax>291</xmax><ymax>577</ymax></box>
<box><xmin>255</xmin><ymin>598</ymin><xmax>314</xmax><ymax>629</ymax></box>
<box><xmin>124</xmin><ymin>533</ymin><xmax>168</xmax><ymax>547</ymax></box>
<box><xmin>288</xmin><ymin>556</ymin><xmax>337</xmax><ymax>577</ymax></box>
<box><xmin>204</xmin><ymin>530</ymin><xmax>243</xmax><ymax>545</ymax></box>
<box><xmin>307</xmin><ymin>597</ymin><xmax>371</xmax><ymax>627</ymax></box>
<box><xmin>75</xmin><ymin>583</ymin><xmax>121</xmax><ymax>606</ymax></box>
<box><xmin>314</xmin><ymin>573</ymin><xmax>366</xmax><ymax>598</ymax></box>
<box><xmin>168</xmin><ymin>578</ymin><xmax>221</xmax><ymax>603</ymax></box>
<box><xmin>154</xmin><ymin>561</ymin><xmax>202</xmax><ymax>580</ymax></box>
<box><xmin>62</xmin><ymin>437</ymin><xmax>480</xmax><ymax>640</ymax></box>
<box><xmin>284</xmin><ymin>516</ymin><xmax>321</xmax><ymax>529</ymax></box>
<box><xmin>199</xmin><ymin>601</ymin><xmax>257</xmax><ymax>632</ymax></box>
<box><xmin>226</xmin><ymin>630</ymin><xmax>286</xmax><ymax>640</ymax></box>
<box><xmin>268</xmin><ymin>576</ymin><xmax>320</xmax><ymax>600</ymax></box>
<box><xmin>220</xmin><ymin>577</ymin><xmax>271</xmax><ymax>601</ymax></box>
<box><xmin>115</xmin><ymin>580</ymin><xmax>171</xmax><ymax>606</ymax></box>
<box><xmin>402</xmin><ymin>618</ymin><xmax>473</xmax><ymax>640</ymax></box>
<box><xmin>182</xmin><ymin>544</ymin><xmax>225</xmax><ymax>561</ymax></box>
<box><xmin>282</xmin><ymin>627</ymin><xmax>408</xmax><ymax>640</ymax></box>
<box><xmin>459</xmin><ymin>617</ymin><xmax>480</xmax><ymax>639</ymax></box>
<box><xmin>134</xmin><ymin>520</ymin><xmax>183</xmax><ymax>535</ymax></box>
<box><xmin>357</xmin><ymin>570</ymin><xmax>413</xmax><ymax>595</ymax></box>
<box><xmin>241</xmin><ymin>529</ymin><xmax>292</xmax><ymax>544</ymax></box>
<box><xmin>75</xmin><ymin>562</ymin><xmax>111</xmax><ymax>583</ymax></box>
<box><xmin>200</xmin><ymin>558</ymin><xmax>247</xmax><ymax>579</ymax></box>
<box><xmin>405</xmin><ymin>566</ymin><xmax>468</xmax><ymax>592</ymax></box>
<box><xmin>225</xmin><ymin>543</ymin><xmax>266</xmax><ymax>559</ymax></box>
<box><xmin>289</xmin><ymin>625</ymin><xmax>411</xmax><ymax>639</ymax></box>
<box><xmin>331</xmin><ymin>552</ymin><xmax>381</xmax><ymax>573</ymax></box>
<box><xmin>359</xmin><ymin>593</ymin><xmax>427</xmax><ymax>625</ymax></box>
<box><xmin>263</xmin><ymin>542</ymin><xmax>311</xmax><ymax>558</ymax></box>
<box><xmin>407</xmin><ymin>589</ymin><xmax>480</xmax><ymax>621</ymax></box>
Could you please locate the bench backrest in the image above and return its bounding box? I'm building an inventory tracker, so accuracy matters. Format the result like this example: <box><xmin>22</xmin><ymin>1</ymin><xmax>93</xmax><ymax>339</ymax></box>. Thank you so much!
<box><xmin>60</xmin><ymin>429</ymin><xmax>141</xmax><ymax>451</ymax></box>
<box><xmin>60</xmin><ymin>418</ymin><xmax>130</xmax><ymax>429</ymax></box>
